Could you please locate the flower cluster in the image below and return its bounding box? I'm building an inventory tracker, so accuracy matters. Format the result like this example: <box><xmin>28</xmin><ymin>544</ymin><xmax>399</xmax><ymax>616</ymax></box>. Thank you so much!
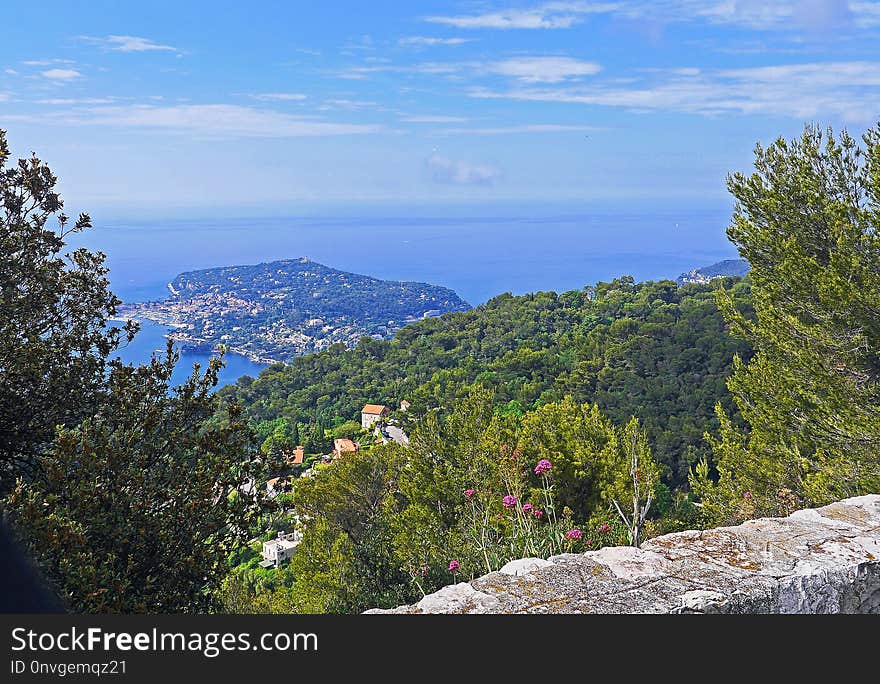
<box><xmin>456</xmin><ymin>455</ymin><xmax>580</xmax><ymax>576</ymax></box>
<box><xmin>597</xmin><ymin>523</ymin><xmax>611</xmax><ymax>534</ymax></box>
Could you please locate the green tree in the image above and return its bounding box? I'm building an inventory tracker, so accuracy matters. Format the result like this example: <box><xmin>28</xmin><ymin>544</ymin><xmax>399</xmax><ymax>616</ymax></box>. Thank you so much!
<box><xmin>392</xmin><ymin>386</ymin><xmax>518</xmax><ymax>580</ymax></box>
<box><xmin>4</xmin><ymin>350</ymin><xmax>266</xmax><ymax>613</ymax></box>
<box><xmin>518</xmin><ymin>398</ymin><xmax>618</xmax><ymax>522</ymax></box>
<box><xmin>604</xmin><ymin>417</ymin><xmax>659</xmax><ymax>548</ymax></box>
<box><xmin>0</xmin><ymin>130</ymin><xmax>136</xmax><ymax>484</ymax></box>
<box><xmin>692</xmin><ymin>123</ymin><xmax>880</xmax><ymax>523</ymax></box>
<box><xmin>331</xmin><ymin>420</ymin><xmax>363</xmax><ymax>441</ymax></box>
<box><xmin>289</xmin><ymin>444</ymin><xmax>412</xmax><ymax>612</ymax></box>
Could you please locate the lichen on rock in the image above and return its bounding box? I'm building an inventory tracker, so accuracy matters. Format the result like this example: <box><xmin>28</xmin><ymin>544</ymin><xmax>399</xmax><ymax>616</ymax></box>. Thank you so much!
<box><xmin>366</xmin><ymin>495</ymin><xmax>880</xmax><ymax>614</ymax></box>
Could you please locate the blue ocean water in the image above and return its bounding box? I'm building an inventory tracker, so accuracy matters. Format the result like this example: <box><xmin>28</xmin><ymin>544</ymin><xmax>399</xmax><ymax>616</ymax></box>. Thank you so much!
<box><xmin>68</xmin><ymin>205</ymin><xmax>739</xmax><ymax>388</ymax></box>
<box><xmin>114</xmin><ymin>319</ymin><xmax>271</xmax><ymax>389</ymax></box>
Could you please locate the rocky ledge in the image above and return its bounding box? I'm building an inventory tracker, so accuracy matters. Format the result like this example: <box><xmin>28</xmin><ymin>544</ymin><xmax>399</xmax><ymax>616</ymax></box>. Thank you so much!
<box><xmin>367</xmin><ymin>495</ymin><xmax>880</xmax><ymax>614</ymax></box>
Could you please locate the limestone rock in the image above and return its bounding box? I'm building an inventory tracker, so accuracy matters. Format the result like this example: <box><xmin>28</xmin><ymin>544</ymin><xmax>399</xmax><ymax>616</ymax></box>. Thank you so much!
<box><xmin>366</xmin><ymin>495</ymin><xmax>880</xmax><ymax>614</ymax></box>
<box><xmin>497</xmin><ymin>558</ymin><xmax>553</xmax><ymax>576</ymax></box>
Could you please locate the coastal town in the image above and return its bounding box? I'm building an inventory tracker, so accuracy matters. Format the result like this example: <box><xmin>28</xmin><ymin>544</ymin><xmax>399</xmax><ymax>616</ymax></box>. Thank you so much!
<box><xmin>119</xmin><ymin>258</ymin><xmax>470</xmax><ymax>364</ymax></box>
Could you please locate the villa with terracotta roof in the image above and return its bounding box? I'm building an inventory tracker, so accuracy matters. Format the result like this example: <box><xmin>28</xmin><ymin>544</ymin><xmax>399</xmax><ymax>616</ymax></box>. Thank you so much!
<box><xmin>288</xmin><ymin>445</ymin><xmax>305</xmax><ymax>466</ymax></box>
<box><xmin>361</xmin><ymin>403</ymin><xmax>390</xmax><ymax>429</ymax></box>
<box><xmin>333</xmin><ymin>437</ymin><xmax>359</xmax><ymax>459</ymax></box>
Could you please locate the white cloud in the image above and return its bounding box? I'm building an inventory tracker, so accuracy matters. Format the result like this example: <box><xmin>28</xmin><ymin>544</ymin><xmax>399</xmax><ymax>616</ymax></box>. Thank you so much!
<box><xmin>469</xmin><ymin>60</ymin><xmax>880</xmax><ymax>121</ymax></box>
<box><xmin>320</xmin><ymin>98</ymin><xmax>383</xmax><ymax>110</ymax></box>
<box><xmin>399</xmin><ymin>36</ymin><xmax>472</xmax><ymax>46</ymax></box>
<box><xmin>28</xmin><ymin>103</ymin><xmax>383</xmax><ymax>138</ymax></box>
<box><xmin>425</xmin><ymin>2</ymin><xmax>620</xmax><ymax>30</ymax></box>
<box><xmin>22</xmin><ymin>59</ymin><xmax>75</xmax><ymax>66</ymax></box>
<box><xmin>402</xmin><ymin>115</ymin><xmax>469</xmax><ymax>123</ymax></box>
<box><xmin>686</xmin><ymin>0</ymin><xmax>855</xmax><ymax>31</ymax></box>
<box><xmin>339</xmin><ymin>57</ymin><xmax>601</xmax><ymax>83</ymax></box>
<box><xmin>251</xmin><ymin>93</ymin><xmax>308</xmax><ymax>101</ymax></box>
<box><xmin>851</xmin><ymin>1</ymin><xmax>880</xmax><ymax>28</ymax></box>
<box><xmin>426</xmin><ymin>153</ymin><xmax>501</xmax><ymax>185</ymax></box>
<box><xmin>337</xmin><ymin>61</ymin><xmax>464</xmax><ymax>80</ymax></box>
<box><xmin>41</xmin><ymin>68</ymin><xmax>81</xmax><ymax>81</ymax></box>
<box><xmin>488</xmin><ymin>57</ymin><xmax>601</xmax><ymax>82</ymax></box>
<box><xmin>642</xmin><ymin>0</ymin><xmax>880</xmax><ymax>32</ymax></box>
<box><xmin>438</xmin><ymin>123</ymin><xmax>601</xmax><ymax>134</ymax></box>
<box><xmin>424</xmin><ymin>1</ymin><xmax>878</xmax><ymax>33</ymax></box>
<box><xmin>37</xmin><ymin>97</ymin><xmax>117</xmax><ymax>105</ymax></box>
<box><xmin>80</xmin><ymin>35</ymin><xmax>180</xmax><ymax>53</ymax></box>
<box><xmin>4</xmin><ymin>68</ymin><xmax>17</xmax><ymax>75</ymax></box>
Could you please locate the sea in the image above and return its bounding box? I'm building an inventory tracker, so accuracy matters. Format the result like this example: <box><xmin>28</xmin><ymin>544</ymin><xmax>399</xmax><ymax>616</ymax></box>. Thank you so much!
<box><xmin>66</xmin><ymin>203</ymin><xmax>740</xmax><ymax>389</ymax></box>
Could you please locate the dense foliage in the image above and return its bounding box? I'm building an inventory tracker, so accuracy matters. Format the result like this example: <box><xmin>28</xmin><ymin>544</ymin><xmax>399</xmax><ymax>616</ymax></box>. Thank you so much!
<box><xmin>692</xmin><ymin>123</ymin><xmax>880</xmax><ymax>524</ymax></box>
<box><xmin>223</xmin><ymin>277</ymin><xmax>753</xmax><ymax>488</ymax></box>
<box><xmin>0</xmin><ymin>130</ymin><xmax>136</xmax><ymax>484</ymax></box>
<box><xmin>221</xmin><ymin>389</ymin><xmax>669</xmax><ymax>613</ymax></box>
<box><xmin>0</xmin><ymin>130</ymin><xmax>264</xmax><ymax>613</ymax></box>
<box><xmin>5</xmin><ymin>350</ymin><xmax>269</xmax><ymax>612</ymax></box>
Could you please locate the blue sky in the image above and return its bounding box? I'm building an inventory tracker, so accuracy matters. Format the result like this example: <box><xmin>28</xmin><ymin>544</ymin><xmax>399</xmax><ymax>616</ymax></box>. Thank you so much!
<box><xmin>2</xmin><ymin>1</ymin><xmax>879</xmax><ymax>213</ymax></box>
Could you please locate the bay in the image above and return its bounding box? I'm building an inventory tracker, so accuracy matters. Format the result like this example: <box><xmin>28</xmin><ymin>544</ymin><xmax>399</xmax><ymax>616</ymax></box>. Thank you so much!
<box><xmin>112</xmin><ymin>318</ymin><xmax>272</xmax><ymax>390</ymax></box>
<box><xmin>71</xmin><ymin>204</ymin><xmax>739</xmax><ymax>388</ymax></box>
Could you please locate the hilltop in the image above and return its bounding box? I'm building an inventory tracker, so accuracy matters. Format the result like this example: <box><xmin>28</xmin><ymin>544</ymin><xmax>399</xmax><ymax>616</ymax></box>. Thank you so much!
<box><xmin>222</xmin><ymin>276</ymin><xmax>753</xmax><ymax>486</ymax></box>
<box><xmin>120</xmin><ymin>258</ymin><xmax>470</xmax><ymax>363</ymax></box>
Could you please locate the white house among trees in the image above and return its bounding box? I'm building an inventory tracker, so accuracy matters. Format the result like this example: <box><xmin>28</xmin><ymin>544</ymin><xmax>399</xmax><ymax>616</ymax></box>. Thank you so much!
<box><xmin>361</xmin><ymin>404</ymin><xmax>389</xmax><ymax>429</ymax></box>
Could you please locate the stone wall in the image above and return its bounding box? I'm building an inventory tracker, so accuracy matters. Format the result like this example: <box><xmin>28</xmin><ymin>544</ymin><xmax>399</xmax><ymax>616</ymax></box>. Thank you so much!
<box><xmin>367</xmin><ymin>495</ymin><xmax>880</xmax><ymax>614</ymax></box>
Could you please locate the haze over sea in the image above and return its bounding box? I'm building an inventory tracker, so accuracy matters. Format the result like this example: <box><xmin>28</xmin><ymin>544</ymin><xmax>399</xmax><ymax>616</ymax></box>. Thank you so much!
<box><xmin>68</xmin><ymin>202</ymin><xmax>739</xmax><ymax>388</ymax></box>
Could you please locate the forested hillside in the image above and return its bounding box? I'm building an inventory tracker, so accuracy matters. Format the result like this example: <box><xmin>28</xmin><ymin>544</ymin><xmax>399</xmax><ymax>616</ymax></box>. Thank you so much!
<box><xmin>221</xmin><ymin>276</ymin><xmax>753</xmax><ymax>486</ymax></box>
<box><xmin>6</xmin><ymin>121</ymin><xmax>880</xmax><ymax>616</ymax></box>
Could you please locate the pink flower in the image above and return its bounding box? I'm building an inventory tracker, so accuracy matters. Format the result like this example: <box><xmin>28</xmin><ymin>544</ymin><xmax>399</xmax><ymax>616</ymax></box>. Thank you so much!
<box><xmin>744</xmin><ymin>491</ymin><xmax>753</xmax><ymax>500</ymax></box>
<box><xmin>565</xmin><ymin>529</ymin><xmax>583</xmax><ymax>541</ymax></box>
<box><xmin>534</xmin><ymin>459</ymin><xmax>552</xmax><ymax>476</ymax></box>
<box><xmin>522</xmin><ymin>503</ymin><xmax>533</xmax><ymax>513</ymax></box>
<box><xmin>533</xmin><ymin>509</ymin><xmax>543</xmax><ymax>519</ymax></box>
<box><xmin>464</xmin><ymin>489</ymin><xmax>476</xmax><ymax>499</ymax></box>
<box><xmin>448</xmin><ymin>560</ymin><xmax>460</xmax><ymax>572</ymax></box>
<box><xmin>502</xmin><ymin>495</ymin><xmax>518</xmax><ymax>509</ymax></box>
<box><xmin>597</xmin><ymin>523</ymin><xmax>611</xmax><ymax>534</ymax></box>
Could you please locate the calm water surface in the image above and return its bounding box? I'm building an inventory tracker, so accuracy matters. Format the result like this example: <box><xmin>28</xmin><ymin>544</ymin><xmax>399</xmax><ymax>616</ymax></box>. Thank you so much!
<box><xmin>71</xmin><ymin>206</ymin><xmax>738</xmax><ymax>387</ymax></box>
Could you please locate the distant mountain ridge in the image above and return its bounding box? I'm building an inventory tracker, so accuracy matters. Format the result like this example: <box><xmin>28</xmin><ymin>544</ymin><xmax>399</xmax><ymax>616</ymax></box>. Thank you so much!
<box><xmin>677</xmin><ymin>258</ymin><xmax>749</xmax><ymax>285</ymax></box>
<box><xmin>120</xmin><ymin>258</ymin><xmax>471</xmax><ymax>363</ymax></box>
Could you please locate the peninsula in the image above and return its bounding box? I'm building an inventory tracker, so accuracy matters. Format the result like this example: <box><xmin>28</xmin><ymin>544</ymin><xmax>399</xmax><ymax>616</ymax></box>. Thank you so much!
<box><xmin>120</xmin><ymin>258</ymin><xmax>471</xmax><ymax>363</ymax></box>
